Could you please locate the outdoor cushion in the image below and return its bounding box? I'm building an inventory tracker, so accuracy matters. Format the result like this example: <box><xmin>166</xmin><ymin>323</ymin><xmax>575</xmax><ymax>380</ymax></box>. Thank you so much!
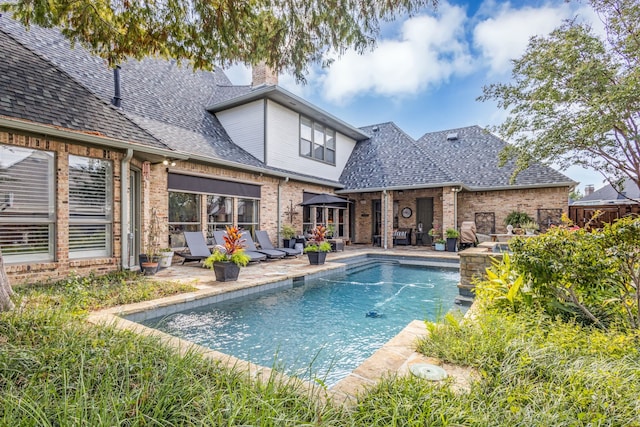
<box><xmin>255</xmin><ymin>230</ymin><xmax>300</xmax><ymax>256</ymax></box>
<box><xmin>212</xmin><ymin>230</ymin><xmax>267</xmax><ymax>262</ymax></box>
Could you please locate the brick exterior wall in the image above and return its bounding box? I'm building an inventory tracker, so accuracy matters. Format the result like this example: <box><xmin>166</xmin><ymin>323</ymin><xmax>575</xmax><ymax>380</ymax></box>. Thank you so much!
<box><xmin>347</xmin><ymin>186</ymin><xmax>569</xmax><ymax>246</ymax></box>
<box><xmin>1</xmin><ymin>130</ymin><xmax>123</xmax><ymax>285</ymax></box>
<box><xmin>457</xmin><ymin>186</ymin><xmax>570</xmax><ymax>234</ymax></box>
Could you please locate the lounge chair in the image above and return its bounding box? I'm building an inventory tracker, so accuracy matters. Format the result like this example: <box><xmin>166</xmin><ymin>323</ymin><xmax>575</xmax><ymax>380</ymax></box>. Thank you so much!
<box><xmin>212</xmin><ymin>230</ymin><xmax>267</xmax><ymax>263</ymax></box>
<box><xmin>174</xmin><ymin>231</ymin><xmax>212</xmax><ymax>264</ymax></box>
<box><xmin>241</xmin><ymin>231</ymin><xmax>286</xmax><ymax>259</ymax></box>
<box><xmin>255</xmin><ymin>230</ymin><xmax>300</xmax><ymax>257</ymax></box>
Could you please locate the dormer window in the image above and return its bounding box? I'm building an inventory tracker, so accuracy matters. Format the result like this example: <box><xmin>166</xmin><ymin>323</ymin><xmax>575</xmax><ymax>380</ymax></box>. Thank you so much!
<box><xmin>300</xmin><ymin>116</ymin><xmax>336</xmax><ymax>165</ymax></box>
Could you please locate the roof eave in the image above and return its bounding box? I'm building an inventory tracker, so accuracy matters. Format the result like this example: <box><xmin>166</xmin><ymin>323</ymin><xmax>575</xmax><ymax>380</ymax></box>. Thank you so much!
<box><xmin>0</xmin><ymin>116</ymin><xmax>344</xmax><ymax>188</ymax></box>
<box><xmin>0</xmin><ymin>116</ymin><xmax>183</xmax><ymax>160</ymax></box>
<box><xmin>336</xmin><ymin>182</ymin><xmax>464</xmax><ymax>194</ymax></box>
<box><xmin>175</xmin><ymin>151</ymin><xmax>344</xmax><ymax>188</ymax></box>
<box><xmin>336</xmin><ymin>181</ymin><xmax>576</xmax><ymax>194</ymax></box>
<box><xmin>206</xmin><ymin>85</ymin><xmax>369</xmax><ymax>141</ymax></box>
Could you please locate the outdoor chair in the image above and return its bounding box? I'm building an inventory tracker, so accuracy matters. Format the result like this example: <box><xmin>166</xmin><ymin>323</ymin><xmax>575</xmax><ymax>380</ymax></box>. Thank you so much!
<box><xmin>174</xmin><ymin>231</ymin><xmax>212</xmax><ymax>264</ymax></box>
<box><xmin>392</xmin><ymin>228</ymin><xmax>412</xmax><ymax>245</ymax></box>
<box><xmin>212</xmin><ymin>230</ymin><xmax>267</xmax><ymax>262</ymax></box>
<box><xmin>255</xmin><ymin>230</ymin><xmax>300</xmax><ymax>256</ymax></box>
<box><xmin>241</xmin><ymin>231</ymin><xmax>286</xmax><ymax>259</ymax></box>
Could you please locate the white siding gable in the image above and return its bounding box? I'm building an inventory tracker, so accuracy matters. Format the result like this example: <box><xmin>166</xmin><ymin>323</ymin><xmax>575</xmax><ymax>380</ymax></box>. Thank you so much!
<box><xmin>265</xmin><ymin>100</ymin><xmax>356</xmax><ymax>182</ymax></box>
<box><xmin>215</xmin><ymin>100</ymin><xmax>265</xmax><ymax>161</ymax></box>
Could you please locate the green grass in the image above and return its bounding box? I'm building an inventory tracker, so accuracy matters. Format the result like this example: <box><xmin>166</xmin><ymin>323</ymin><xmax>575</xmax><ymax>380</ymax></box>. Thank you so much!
<box><xmin>2</xmin><ymin>272</ymin><xmax>640</xmax><ymax>425</ymax></box>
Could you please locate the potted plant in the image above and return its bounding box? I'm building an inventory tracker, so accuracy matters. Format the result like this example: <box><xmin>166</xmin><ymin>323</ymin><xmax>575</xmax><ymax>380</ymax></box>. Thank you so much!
<box><xmin>304</xmin><ymin>225</ymin><xmax>332</xmax><ymax>265</ymax></box>
<box><xmin>140</xmin><ymin>208</ymin><xmax>161</xmax><ymax>275</ymax></box>
<box><xmin>434</xmin><ymin>238</ymin><xmax>446</xmax><ymax>251</ymax></box>
<box><xmin>504</xmin><ymin>211</ymin><xmax>534</xmax><ymax>229</ymax></box>
<box><xmin>203</xmin><ymin>225</ymin><xmax>251</xmax><ymax>282</ymax></box>
<box><xmin>520</xmin><ymin>220</ymin><xmax>539</xmax><ymax>235</ymax></box>
<box><xmin>281</xmin><ymin>223</ymin><xmax>297</xmax><ymax>249</ymax></box>
<box><xmin>445</xmin><ymin>228</ymin><xmax>460</xmax><ymax>252</ymax></box>
<box><xmin>428</xmin><ymin>224</ymin><xmax>441</xmax><ymax>245</ymax></box>
<box><xmin>158</xmin><ymin>247</ymin><xmax>174</xmax><ymax>268</ymax></box>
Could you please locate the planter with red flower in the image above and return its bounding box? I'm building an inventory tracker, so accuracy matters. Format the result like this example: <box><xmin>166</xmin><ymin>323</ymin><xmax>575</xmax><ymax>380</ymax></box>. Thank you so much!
<box><xmin>304</xmin><ymin>225</ymin><xmax>332</xmax><ymax>265</ymax></box>
<box><xmin>203</xmin><ymin>225</ymin><xmax>250</xmax><ymax>281</ymax></box>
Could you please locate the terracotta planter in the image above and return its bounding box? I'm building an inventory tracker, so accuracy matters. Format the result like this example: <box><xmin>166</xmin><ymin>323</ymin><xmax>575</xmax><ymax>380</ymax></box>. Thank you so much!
<box><xmin>307</xmin><ymin>251</ymin><xmax>327</xmax><ymax>265</ymax></box>
<box><xmin>141</xmin><ymin>261</ymin><xmax>159</xmax><ymax>275</ymax></box>
<box><xmin>213</xmin><ymin>261</ymin><xmax>241</xmax><ymax>282</ymax></box>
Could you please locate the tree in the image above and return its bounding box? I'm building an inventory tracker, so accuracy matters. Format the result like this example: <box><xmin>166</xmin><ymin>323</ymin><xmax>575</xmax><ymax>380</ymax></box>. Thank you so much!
<box><xmin>479</xmin><ymin>0</ymin><xmax>640</xmax><ymax>193</ymax></box>
<box><xmin>569</xmin><ymin>188</ymin><xmax>583</xmax><ymax>202</ymax></box>
<box><xmin>2</xmin><ymin>0</ymin><xmax>434</xmax><ymax>80</ymax></box>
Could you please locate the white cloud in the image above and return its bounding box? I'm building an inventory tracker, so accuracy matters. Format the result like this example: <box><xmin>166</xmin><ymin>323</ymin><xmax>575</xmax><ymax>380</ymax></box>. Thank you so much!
<box><xmin>473</xmin><ymin>2</ymin><xmax>602</xmax><ymax>75</ymax></box>
<box><xmin>318</xmin><ymin>2</ymin><xmax>474</xmax><ymax>104</ymax></box>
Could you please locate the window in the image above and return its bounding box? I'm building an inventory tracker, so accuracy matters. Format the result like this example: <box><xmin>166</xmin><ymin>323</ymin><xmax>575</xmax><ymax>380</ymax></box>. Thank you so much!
<box><xmin>68</xmin><ymin>155</ymin><xmax>113</xmax><ymax>258</ymax></box>
<box><xmin>300</xmin><ymin>116</ymin><xmax>336</xmax><ymax>165</ymax></box>
<box><xmin>237</xmin><ymin>198</ymin><xmax>259</xmax><ymax>237</ymax></box>
<box><xmin>168</xmin><ymin>192</ymin><xmax>201</xmax><ymax>247</ymax></box>
<box><xmin>207</xmin><ymin>195</ymin><xmax>233</xmax><ymax>242</ymax></box>
<box><xmin>0</xmin><ymin>145</ymin><xmax>55</xmax><ymax>262</ymax></box>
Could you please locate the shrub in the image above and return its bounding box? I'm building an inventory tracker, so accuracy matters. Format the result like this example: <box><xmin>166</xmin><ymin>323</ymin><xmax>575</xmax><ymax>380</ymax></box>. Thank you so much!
<box><xmin>504</xmin><ymin>211</ymin><xmax>534</xmax><ymax>227</ymax></box>
<box><xmin>477</xmin><ymin>215</ymin><xmax>640</xmax><ymax>331</ymax></box>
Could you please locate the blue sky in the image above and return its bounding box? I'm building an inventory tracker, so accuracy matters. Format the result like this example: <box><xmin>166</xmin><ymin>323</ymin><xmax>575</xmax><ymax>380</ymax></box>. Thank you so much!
<box><xmin>226</xmin><ymin>0</ymin><xmax>607</xmax><ymax>193</ymax></box>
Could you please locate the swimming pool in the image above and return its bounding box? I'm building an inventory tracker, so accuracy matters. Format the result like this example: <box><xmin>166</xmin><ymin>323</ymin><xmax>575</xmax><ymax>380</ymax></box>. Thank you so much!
<box><xmin>140</xmin><ymin>261</ymin><xmax>462</xmax><ymax>387</ymax></box>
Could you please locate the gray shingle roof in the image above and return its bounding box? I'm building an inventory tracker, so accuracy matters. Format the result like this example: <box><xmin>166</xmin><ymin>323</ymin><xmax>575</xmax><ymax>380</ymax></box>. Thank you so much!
<box><xmin>340</xmin><ymin>124</ymin><xmax>574</xmax><ymax>191</ymax></box>
<box><xmin>339</xmin><ymin>122</ymin><xmax>455</xmax><ymax>190</ymax></box>
<box><xmin>574</xmin><ymin>178</ymin><xmax>639</xmax><ymax>205</ymax></box>
<box><xmin>417</xmin><ymin>125</ymin><xmax>575</xmax><ymax>190</ymax></box>
<box><xmin>0</xmin><ymin>28</ymin><xmax>164</xmax><ymax>148</ymax></box>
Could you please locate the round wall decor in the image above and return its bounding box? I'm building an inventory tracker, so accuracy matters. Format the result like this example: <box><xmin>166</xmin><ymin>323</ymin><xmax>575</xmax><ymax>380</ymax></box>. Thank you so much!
<box><xmin>401</xmin><ymin>207</ymin><xmax>412</xmax><ymax>218</ymax></box>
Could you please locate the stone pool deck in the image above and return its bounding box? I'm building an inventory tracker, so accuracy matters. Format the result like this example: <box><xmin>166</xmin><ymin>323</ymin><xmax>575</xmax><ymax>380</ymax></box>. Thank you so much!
<box><xmin>88</xmin><ymin>247</ymin><xmax>473</xmax><ymax>404</ymax></box>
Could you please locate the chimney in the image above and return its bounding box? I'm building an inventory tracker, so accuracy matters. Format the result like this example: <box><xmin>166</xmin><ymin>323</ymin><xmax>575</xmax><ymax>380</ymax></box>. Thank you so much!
<box><xmin>584</xmin><ymin>184</ymin><xmax>594</xmax><ymax>196</ymax></box>
<box><xmin>111</xmin><ymin>66</ymin><xmax>122</xmax><ymax>108</ymax></box>
<box><xmin>251</xmin><ymin>62</ymin><xmax>278</xmax><ymax>87</ymax></box>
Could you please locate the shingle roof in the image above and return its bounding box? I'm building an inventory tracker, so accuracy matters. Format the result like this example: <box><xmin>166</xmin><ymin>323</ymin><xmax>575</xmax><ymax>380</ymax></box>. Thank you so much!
<box><xmin>574</xmin><ymin>178</ymin><xmax>639</xmax><ymax>205</ymax></box>
<box><xmin>339</xmin><ymin>122</ymin><xmax>455</xmax><ymax>191</ymax></box>
<box><xmin>340</xmin><ymin>124</ymin><xmax>574</xmax><ymax>191</ymax></box>
<box><xmin>0</xmin><ymin>28</ymin><xmax>164</xmax><ymax>148</ymax></box>
<box><xmin>417</xmin><ymin>125</ymin><xmax>575</xmax><ymax>190</ymax></box>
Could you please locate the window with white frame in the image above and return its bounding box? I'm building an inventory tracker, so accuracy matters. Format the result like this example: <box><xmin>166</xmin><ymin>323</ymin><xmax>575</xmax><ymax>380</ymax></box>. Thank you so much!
<box><xmin>168</xmin><ymin>192</ymin><xmax>201</xmax><ymax>248</ymax></box>
<box><xmin>0</xmin><ymin>145</ymin><xmax>55</xmax><ymax>263</ymax></box>
<box><xmin>237</xmin><ymin>198</ymin><xmax>259</xmax><ymax>237</ymax></box>
<box><xmin>300</xmin><ymin>116</ymin><xmax>336</xmax><ymax>165</ymax></box>
<box><xmin>68</xmin><ymin>155</ymin><xmax>113</xmax><ymax>259</ymax></box>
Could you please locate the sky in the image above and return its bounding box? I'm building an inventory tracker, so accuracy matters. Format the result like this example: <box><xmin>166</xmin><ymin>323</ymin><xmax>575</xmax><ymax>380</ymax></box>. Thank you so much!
<box><xmin>225</xmin><ymin>0</ymin><xmax>608</xmax><ymax>193</ymax></box>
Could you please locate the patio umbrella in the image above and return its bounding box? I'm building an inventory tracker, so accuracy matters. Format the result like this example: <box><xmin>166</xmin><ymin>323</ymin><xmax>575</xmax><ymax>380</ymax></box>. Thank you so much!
<box><xmin>298</xmin><ymin>194</ymin><xmax>351</xmax><ymax>207</ymax></box>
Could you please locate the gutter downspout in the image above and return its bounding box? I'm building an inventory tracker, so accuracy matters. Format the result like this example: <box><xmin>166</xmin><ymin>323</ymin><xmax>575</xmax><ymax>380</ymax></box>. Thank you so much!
<box><xmin>383</xmin><ymin>190</ymin><xmax>388</xmax><ymax>249</ymax></box>
<box><xmin>453</xmin><ymin>187</ymin><xmax>461</xmax><ymax>231</ymax></box>
<box><xmin>121</xmin><ymin>149</ymin><xmax>133</xmax><ymax>269</ymax></box>
<box><xmin>277</xmin><ymin>177</ymin><xmax>289</xmax><ymax>241</ymax></box>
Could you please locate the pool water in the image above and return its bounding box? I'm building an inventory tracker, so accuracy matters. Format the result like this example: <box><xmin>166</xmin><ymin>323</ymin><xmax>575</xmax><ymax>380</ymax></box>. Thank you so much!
<box><xmin>141</xmin><ymin>261</ymin><xmax>462</xmax><ymax>386</ymax></box>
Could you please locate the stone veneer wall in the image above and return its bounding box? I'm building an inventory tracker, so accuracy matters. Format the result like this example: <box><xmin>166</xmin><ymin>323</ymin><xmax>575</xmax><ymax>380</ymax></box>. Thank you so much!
<box><xmin>458</xmin><ymin>245</ymin><xmax>503</xmax><ymax>294</ymax></box>
<box><xmin>457</xmin><ymin>187</ymin><xmax>569</xmax><ymax>234</ymax></box>
<box><xmin>2</xmin><ymin>131</ymin><xmax>123</xmax><ymax>285</ymax></box>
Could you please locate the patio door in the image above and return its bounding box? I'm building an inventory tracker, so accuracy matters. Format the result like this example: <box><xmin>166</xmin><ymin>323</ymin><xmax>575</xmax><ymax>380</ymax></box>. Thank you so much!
<box><xmin>128</xmin><ymin>169</ymin><xmax>141</xmax><ymax>267</ymax></box>
<box><xmin>416</xmin><ymin>197</ymin><xmax>434</xmax><ymax>244</ymax></box>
